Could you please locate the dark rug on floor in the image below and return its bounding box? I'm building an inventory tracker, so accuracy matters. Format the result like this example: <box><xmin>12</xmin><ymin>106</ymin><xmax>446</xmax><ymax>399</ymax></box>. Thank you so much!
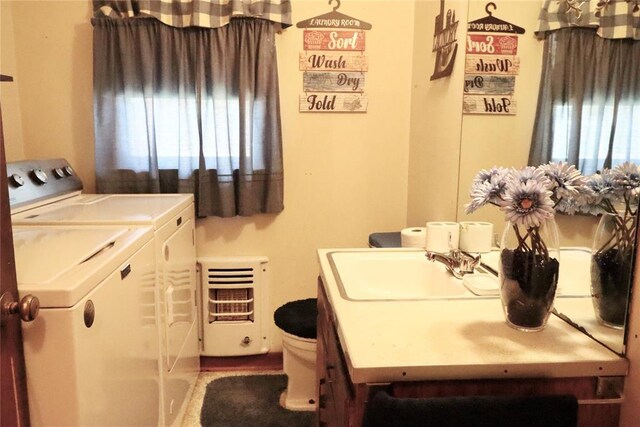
<box><xmin>200</xmin><ymin>374</ymin><xmax>316</xmax><ymax>427</ymax></box>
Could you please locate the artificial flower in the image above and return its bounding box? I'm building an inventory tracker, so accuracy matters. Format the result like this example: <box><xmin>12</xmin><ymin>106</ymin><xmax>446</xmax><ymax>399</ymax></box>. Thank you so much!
<box><xmin>510</xmin><ymin>166</ymin><xmax>548</xmax><ymax>186</ymax></box>
<box><xmin>539</xmin><ymin>161</ymin><xmax>587</xmax><ymax>200</ymax></box>
<box><xmin>465</xmin><ymin>167</ymin><xmax>509</xmax><ymax>213</ymax></box>
<box><xmin>611</xmin><ymin>162</ymin><xmax>640</xmax><ymax>198</ymax></box>
<box><xmin>501</xmin><ymin>179</ymin><xmax>555</xmax><ymax>228</ymax></box>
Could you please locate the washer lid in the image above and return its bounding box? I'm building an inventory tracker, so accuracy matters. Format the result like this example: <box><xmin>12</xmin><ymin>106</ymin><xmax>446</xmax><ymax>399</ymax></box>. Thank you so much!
<box><xmin>12</xmin><ymin>226</ymin><xmax>154</xmax><ymax>308</ymax></box>
<box><xmin>11</xmin><ymin>194</ymin><xmax>193</xmax><ymax>227</ymax></box>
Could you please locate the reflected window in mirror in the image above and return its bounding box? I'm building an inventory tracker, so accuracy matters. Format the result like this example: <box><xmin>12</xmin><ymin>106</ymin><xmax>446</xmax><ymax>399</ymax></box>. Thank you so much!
<box><xmin>529</xmin><ymin>28</ymin><xmax>640</xmax><ymax>174</ymax></box>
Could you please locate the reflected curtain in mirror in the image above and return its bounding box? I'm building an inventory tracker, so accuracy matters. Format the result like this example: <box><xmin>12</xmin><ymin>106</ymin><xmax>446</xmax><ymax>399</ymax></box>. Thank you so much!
<box><xmin>537</xmin><ymin>0</ymin><xmax>639</xmax><ymax>40</ymax></box>
<box><xmin>92</xmin><ymin>17</ymin><xmax>284</xmax><ymax>217</ymax></box>
<box><xmin>529</xmin><ymin>28</ymin><xmax>640</xmax><ymax>174</ymax></box>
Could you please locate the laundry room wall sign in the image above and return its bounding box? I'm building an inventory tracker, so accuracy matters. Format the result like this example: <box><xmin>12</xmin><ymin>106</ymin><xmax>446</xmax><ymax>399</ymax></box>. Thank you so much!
<box><xmin>462</xmin><ymin>2</ymin><xmax>524</xmax><ymax>116</ymax></box>
<box><xmin>297</xmin><ymin>0</ymin><xmax>372</xmax><ymax>113</ymax></box>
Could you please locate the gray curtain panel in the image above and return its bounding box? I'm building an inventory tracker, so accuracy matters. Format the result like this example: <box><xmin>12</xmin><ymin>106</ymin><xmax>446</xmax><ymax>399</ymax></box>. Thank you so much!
<box><xmin>529</xmin><ymin>28</ymin><xmax>640</xmax><ymax>174</ymax></box>
<box><xmin>93</xmin><ymin>17</ymin><xmax>284</xmax><ymax>217</ymax></box>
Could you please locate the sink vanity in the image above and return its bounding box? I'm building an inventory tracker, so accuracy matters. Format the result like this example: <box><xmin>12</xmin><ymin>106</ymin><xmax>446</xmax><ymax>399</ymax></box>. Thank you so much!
<box><xmin>316</xmin><ymin>248</ymin><xmax>628</xmax><ymax>427</ymax></box>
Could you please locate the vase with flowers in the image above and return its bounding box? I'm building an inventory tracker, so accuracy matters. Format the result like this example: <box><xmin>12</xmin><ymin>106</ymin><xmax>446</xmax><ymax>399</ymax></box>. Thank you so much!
<box><xmin>581</xmin><ymin>162</ymin><xmax>639</xmax><ymax>328</ymax></box>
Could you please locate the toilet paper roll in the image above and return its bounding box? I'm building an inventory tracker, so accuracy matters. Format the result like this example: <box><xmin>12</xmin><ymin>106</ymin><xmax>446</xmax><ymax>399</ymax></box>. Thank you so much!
<box><xmin>459</xmin><ymin>221</ymin><xmax>494</xmax><ymax>253</ymax></box>
<box><xmin>425</xmin><ymin>222</ymin><xmax>459</xmax><ymax>253</ymax></box>
<box><xmin>401</xmin><ymin>227</ymin><xmax>427</xmax><ymax>248</ymax></box>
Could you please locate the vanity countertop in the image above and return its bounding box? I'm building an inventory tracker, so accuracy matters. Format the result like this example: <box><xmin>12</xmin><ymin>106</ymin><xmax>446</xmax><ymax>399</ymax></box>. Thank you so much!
<box><xmin>317</xmin><ymin>248</ymin><xmax>629</xmax><ymax>384</ymax></box>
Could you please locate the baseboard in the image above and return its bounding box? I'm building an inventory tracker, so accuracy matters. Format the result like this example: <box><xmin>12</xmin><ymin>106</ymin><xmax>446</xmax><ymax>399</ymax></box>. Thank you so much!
<box><xmin>200</xmin><ymin>352</ymin><xmax>283</xmax><ymax>372</ymax></box>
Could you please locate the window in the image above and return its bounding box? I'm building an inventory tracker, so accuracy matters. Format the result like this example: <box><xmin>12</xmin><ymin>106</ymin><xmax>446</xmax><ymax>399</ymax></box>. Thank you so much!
<box><xmin>550</xmin><ymin>101</ymin><xmax>640</xmax><ymax>174</ymax></box>
<box><xmin>111</xmin><ymin>94</ymin><xmax>269</xmax><ymax>173</ymax></box>
<box><xmin>93</xmin><ymin>17</ymin><xmax>283</xmax><ymax>217</ymax></box>
<box><xmin>529</xmin><ymin>28</ymin><xmax>640</xmax><ymax>173</ymax></box>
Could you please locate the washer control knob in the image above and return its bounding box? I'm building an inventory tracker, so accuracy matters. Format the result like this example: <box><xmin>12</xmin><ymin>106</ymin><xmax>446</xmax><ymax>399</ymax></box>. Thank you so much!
<box><xmin>63</xmin><ymin>166</ymin><xmax>74</xmax><ymax>176</ymax></box>
<box><xmin>52</xmin><ymin>168</ymin><xmax>65</xmax><ymax>179</ymax></box>
<box><xmin>30</xmin><ymin>168</ymin><xmax>48</xmax><ymax>185</ymax></box>
<box><xmin>9</xmin><ymin>173</ymin><xmax>25</xmax><ymax>187</ymax></box>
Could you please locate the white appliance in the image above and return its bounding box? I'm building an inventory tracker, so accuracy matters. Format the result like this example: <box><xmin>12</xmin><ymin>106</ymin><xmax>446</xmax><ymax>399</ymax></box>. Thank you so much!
<box><xmin>8</xmin><ymin>159</ymin><xmax>200</xmax><ymax>427</ymax></box>
<box><xmin>12</xmin><ymin>225</ymin><xmax>160</xmax><ymax>426</ymax></box>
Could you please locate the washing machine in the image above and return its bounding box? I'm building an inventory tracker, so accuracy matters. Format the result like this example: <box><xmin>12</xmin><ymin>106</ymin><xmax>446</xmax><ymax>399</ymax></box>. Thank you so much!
<box><xmin>8</xmin><ymin>158</ymin><xmax>200</xmax><ymax>427</ymax></box>
<box><xmin>12</xmin><ymin>225</ymin><xmax>159</xmax><ymax>426</ymax></box>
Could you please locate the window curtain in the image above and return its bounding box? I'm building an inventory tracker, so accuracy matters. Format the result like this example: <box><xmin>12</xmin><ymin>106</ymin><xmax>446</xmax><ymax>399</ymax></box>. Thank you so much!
<box><xmin>92</xmin><ymin>17</ymin><xmax>284</xmax><ymax>217</ymax></box>
<box><xmin>528</xmin><ymin>28</ymin><xmax>640</xmax><ymax>174</ymax></box>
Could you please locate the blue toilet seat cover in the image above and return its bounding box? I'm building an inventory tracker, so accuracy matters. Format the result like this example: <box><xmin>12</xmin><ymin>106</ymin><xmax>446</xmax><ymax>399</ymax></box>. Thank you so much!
<box><xmin>274</xmin><ymin>298</ymin><xmax>317</xmax><ymax>339</ymax></box>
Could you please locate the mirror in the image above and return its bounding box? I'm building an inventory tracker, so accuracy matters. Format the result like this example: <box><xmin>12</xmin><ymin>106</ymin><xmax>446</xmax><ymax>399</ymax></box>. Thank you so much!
<box><xmin>454</xmin><ymin>1</ymin><xmax>637</xmax><ymax>354</ymax></box>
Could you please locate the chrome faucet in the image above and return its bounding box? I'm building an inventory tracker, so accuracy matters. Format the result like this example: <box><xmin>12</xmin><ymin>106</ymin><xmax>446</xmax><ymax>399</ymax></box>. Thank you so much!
<box><xmin>425</xmin><ymin>250</ymin><xmax>481</xmax><ymax>279</ymax></box>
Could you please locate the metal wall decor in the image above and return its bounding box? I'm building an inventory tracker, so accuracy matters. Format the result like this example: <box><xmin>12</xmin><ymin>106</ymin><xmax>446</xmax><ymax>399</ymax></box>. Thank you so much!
<box><xmin>431</xmin><ymin>0</ymin><xmax>460</xmax><ymax>80</ymax></box>
<box><xmin>297</xmin><ymin>0</ymin><xmax>372</xmax><ymax>113</ymax></box>
<box><xmin>463</xmin><ymin>2</ymin><xmax>525</xmax><ymax>116</ymax></box>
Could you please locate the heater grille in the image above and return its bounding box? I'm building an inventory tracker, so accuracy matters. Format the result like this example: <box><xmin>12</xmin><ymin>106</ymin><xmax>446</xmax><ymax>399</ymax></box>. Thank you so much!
<box><xmin>198</xmin><ymin>257</ymin><xmax>270</xmax><ymax>356</ymax></box>
<box><xmin>206</xmin><ymin>267</ymin><xmax>257</xmax><ymax>323</ymax></box>
<box><xmin>208</xmin><ymin>288</ymin><xmax>254</xmax><ymax>322</ymax></box>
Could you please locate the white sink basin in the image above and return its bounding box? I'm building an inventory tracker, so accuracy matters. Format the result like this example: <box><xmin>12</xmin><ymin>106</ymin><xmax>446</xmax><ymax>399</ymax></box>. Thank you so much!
<box><xmin>325</xmin><ymin>247</ymin><xmax>592</xmax><ymax>302</ymax></box>
<box><xmin>327</xmin><ymin>250</ymin><xmax>478</xmax><ymax>301</ymax></box>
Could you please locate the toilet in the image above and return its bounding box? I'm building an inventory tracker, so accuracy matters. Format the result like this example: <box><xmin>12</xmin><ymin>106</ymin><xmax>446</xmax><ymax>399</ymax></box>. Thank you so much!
<box><xmin>274</xmin><ymin>298</ymin><xmax>318</xmax><ymax>411</ymax></box>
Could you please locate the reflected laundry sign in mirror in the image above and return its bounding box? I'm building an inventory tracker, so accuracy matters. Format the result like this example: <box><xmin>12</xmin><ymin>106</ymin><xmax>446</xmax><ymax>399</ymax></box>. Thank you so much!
<box><xmin>431</xmin><ymin>0</ymin><xmax>460</xmax><ymax>80</ymax></box>
<box><xmin>463</xmin><ymin>2</ymin><xmax>524</xmax><ymax>115</ymax></box>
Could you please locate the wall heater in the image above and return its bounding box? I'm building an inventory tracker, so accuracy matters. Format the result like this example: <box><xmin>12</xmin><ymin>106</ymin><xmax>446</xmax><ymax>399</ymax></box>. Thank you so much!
<box><xmin>197</xmin><ymin>256</ymin><xmax>270</xmax><ymax>356</ymax></box>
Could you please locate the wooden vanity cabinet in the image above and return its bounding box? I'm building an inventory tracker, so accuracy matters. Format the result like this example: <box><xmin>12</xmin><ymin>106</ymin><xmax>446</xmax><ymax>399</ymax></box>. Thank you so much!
<box><xmin>317</xmin><ymin>279</ymin><xmax>370</xmax><ymax>427</ymax></box>
<box><xmin>316</xmin><ymin>279</ymin><xmax>622</xmax><ymax>427</ymax></box>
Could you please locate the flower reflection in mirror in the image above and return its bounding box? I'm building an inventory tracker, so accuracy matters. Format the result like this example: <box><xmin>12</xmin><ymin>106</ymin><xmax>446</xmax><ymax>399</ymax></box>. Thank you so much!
<box><xmin>581</xmin><ymin>162</ymin><xmax>639</xmax><ymax>328</ymax></box>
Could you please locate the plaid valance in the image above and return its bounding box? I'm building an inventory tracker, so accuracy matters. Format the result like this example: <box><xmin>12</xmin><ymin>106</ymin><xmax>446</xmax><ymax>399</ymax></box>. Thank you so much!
<box><xmin>93</xmin><ymin>0</ymin><xmax>291</xmax><ymax>29</ymax></box>
<box><xmin>537</xmin><ymin>0</ymin><xmax>640</xmax><ymax>40</ymax></box>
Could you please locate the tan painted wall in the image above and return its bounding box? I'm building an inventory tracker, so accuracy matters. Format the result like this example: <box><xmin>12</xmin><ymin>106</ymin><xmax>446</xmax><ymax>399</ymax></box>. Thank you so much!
<box><xmin>2</xmin><ymin>0</ymin><xmax>95</xmax><ymax>190</ymax></box>
<box><xmin>407</xmin><ymin>0</ymin><xmax>467</xmax><ymax>226</ymax></box>
<box><xmin>0</xmin><ymin>0</ymin><xmax>25</xmax><ymax>161</ymax></box>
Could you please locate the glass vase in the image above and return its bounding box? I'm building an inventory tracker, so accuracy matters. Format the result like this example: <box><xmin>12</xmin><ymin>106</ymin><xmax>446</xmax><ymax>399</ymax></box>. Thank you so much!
<box><xmin>591</xmin><ymin>211</ymin><xmax>636</xmax><ymax>329</ymax></box>
<box><xmin>498</xmin><ymin>218</ymin><xmax>560</xmax><ymax>332</ymax></box>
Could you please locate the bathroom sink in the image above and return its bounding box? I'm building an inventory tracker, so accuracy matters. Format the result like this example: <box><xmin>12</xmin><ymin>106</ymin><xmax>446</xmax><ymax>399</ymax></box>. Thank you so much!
<box><xmin>327</xmin><ymin>250</ymin><xmax>478</xmax><ymax>301</ymax></box>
